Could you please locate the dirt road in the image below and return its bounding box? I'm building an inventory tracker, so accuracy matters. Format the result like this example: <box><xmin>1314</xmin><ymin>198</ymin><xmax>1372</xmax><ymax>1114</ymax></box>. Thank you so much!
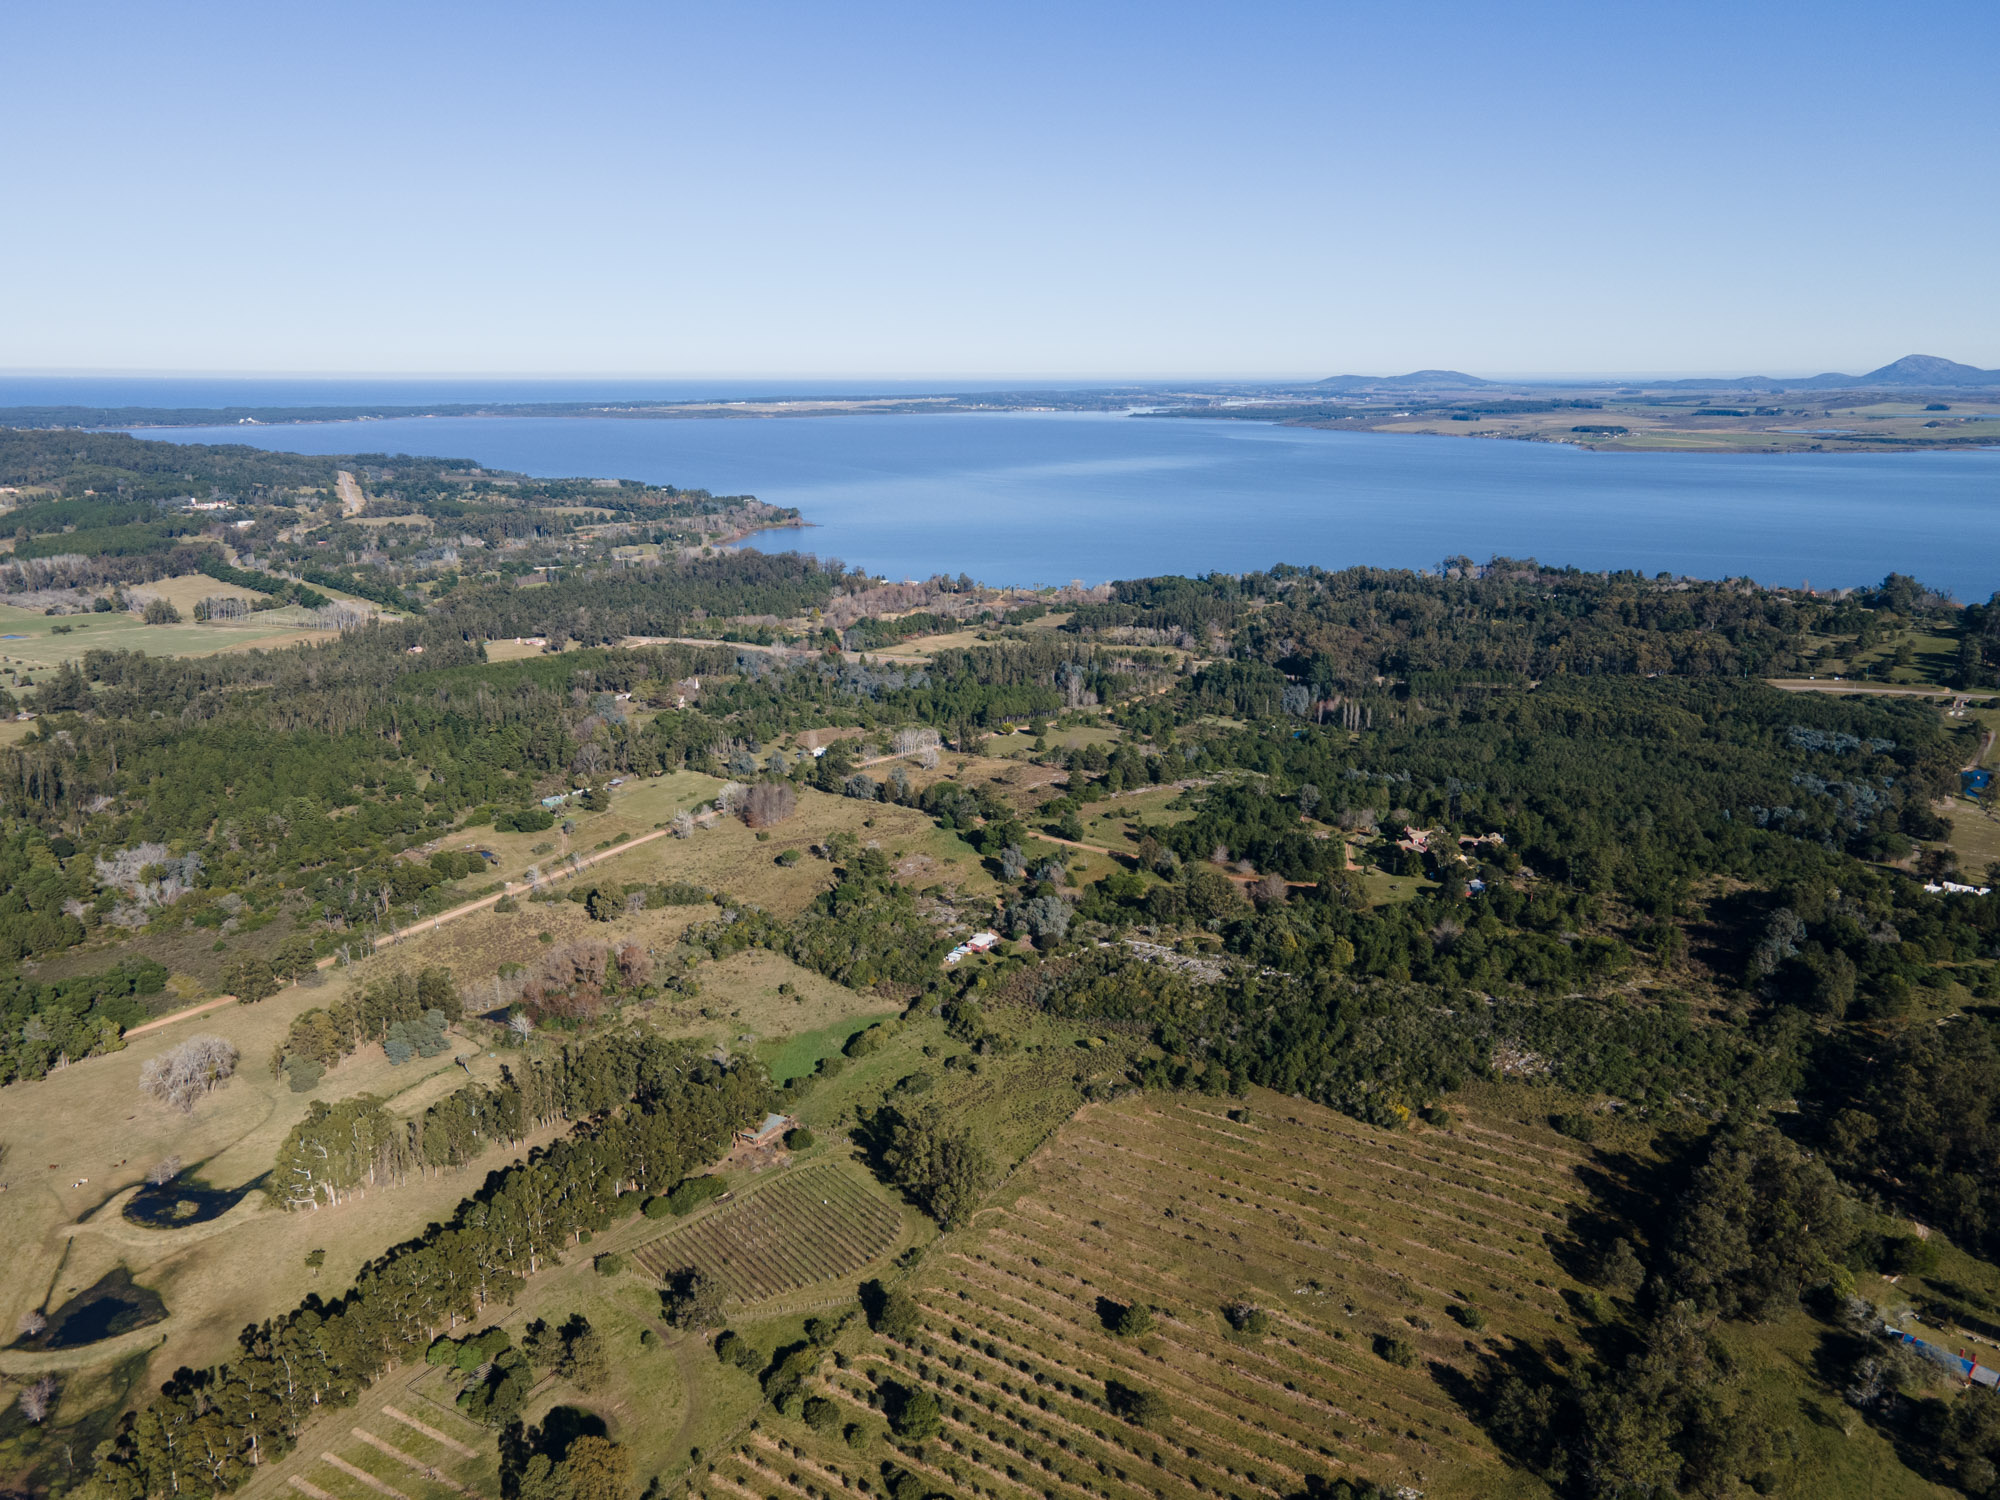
<box><xmin>360</xmin><ymin>821</ymin><xmax>684</xmax><ymax>956</ymax></box>
<box><xmin>123</xmin><ymin>994</ymin><xmax>241</xmax><ymax>1037</ymax></box>
<box><xmin>125</xmin><ymin>820</ymin><xmax>694</xmax><ymax>1037</ymax></box>
<box><xmin>1766</xmin><ymin>679</ymin><xmax>1957</xmax><ymax>698</ymax></box>
<box><xmin>336</xmin><ymin>470</ymin><xmax>365</xmax><ymax>517</ymax></box>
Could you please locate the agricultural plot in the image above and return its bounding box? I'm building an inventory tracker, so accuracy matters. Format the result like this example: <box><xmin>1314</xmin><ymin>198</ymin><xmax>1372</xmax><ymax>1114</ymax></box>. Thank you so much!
<box><xmin>701</xmin><ymin>1433</ymin><xmax>874</xmax><ymax>1500</ymax></box>
<box><xmin>240</xmin><ymin>1365</ymin><xmax>498</xmax><ymax>1500</ymax></box>
<box><xmin>822</xmin><ymin>1091</ymin><xmax>1592</xmax><ymax>1500</ymax></box>
<box><xmin>632</xmin><ymin>1167</ymin><xmax>906</xmax><ymax>1303</ymax></box>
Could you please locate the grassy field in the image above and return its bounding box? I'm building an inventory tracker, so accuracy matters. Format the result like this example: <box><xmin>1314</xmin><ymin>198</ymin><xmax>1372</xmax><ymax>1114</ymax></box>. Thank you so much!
<box><xmin>484</xmin><ymin>637</ymin><xmax>574</xmax><ymax>663</ymax></box>
<box><xmin>1341</xmin><ymin>395</ymin><xmax>2000</xmax><ymax>454</ymax></box>
<box><xmin>383</xmin><ymin>776</ymin><xmax>992</xmax><ymax>1001</ymax></box>
<box><xmin>0</xmin><ymin>601</ymin><xmax>334</xmax><ymax>675</ymax></box>
<box><xmin>1944</xmin><ymin>796</ymin><xmax>2000</xmax><ymax>884</ymax></box>
<box><xmin>0</xmin><ymin>971</ymin><xmax>554</xmax><ymax>1390</ymax></box>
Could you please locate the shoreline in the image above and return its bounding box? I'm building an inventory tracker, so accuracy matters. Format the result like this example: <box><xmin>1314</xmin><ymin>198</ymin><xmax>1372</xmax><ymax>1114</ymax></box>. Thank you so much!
<box><xmin>47</xmin><ymin>402</ymin><xmax>1992</xmax><ymax>458</ymax></box>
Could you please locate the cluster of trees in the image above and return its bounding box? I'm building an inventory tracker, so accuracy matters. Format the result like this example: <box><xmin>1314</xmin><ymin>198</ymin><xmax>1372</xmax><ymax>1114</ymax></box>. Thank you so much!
<box><xmin>1482</xmin><ymin>1126</ymin><xmax>1854</xmax><ymax>1495</ymax></box>
<box><xmin>689</xmin><ymin>854</ymin><xmax>947</xmax><ymax>993</ymax></box>
<box><xmin>513</xmin><ymin>939</ymin><xmax>654</xmax><ymax>1023</ymax></box>
<box><xmin>423</xmin><ymin>1314</ymin><xmax>608</xmax><ymax>1427</ymax></box>
<box><xmin>270</xmin><ymin>1076</ymin><xmax>521</xmax><ymax>1208</ymax></box>
<box><xmin>1070</xmin><ymin>561</ymin><xmax>1897</xmax><ymax>684</ymax></box>
<box><xmin>0</xmin><ymin>955</ymin><xmax>166</xmax><ymax>1084</ymax></box>
<box><xmin>867</xmin><ymin>1104</ymin><xmax>991</xmax><ymax>1228</ymax></box>
<box><xmin>1819</xmin><ymin>1012</ymin><xmax>2000</xmax><ymax>1258</ymax></box>
<box><xmin>193</xmin><ymin>553</ymin><xmax>328</xmax><ymax>609</ymax></box>
<box><xmin>273</xmin><ymin>967</ymin><xmax>461</xmax><ymax>1082</ymax></box>
<box><xmin>0</xmin><ymin>827</ymin><xmax>89</xmax><ymax>970</ymax></box>
<box><xmin>383</xmin><ymin>1008</ymin><xmax>451</xmax><ymax>1064</ymax></box>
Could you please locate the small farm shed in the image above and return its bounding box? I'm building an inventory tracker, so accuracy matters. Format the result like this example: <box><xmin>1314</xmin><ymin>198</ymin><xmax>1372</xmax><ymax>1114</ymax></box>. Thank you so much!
<box><xmin>738</xmin><ymin>1113</ymin><xmax>795</xmax><ymax>1148</ymax></box>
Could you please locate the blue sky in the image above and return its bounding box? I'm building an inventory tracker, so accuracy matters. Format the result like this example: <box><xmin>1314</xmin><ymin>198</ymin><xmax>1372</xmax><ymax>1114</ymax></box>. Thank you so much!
<box><xmin>3</xmin><ymin>1</ymin><xmax>1994</xmax><ymax>378</ymax></box>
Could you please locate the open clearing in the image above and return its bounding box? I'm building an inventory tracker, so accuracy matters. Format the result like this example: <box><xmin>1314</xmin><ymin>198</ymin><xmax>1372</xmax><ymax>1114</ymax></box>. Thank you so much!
<box><xmin>1943</xmin><ymin>795</ymin><xmax>2000</xmax><ymax>882</ymax></box>
<box><xmin>0</xmin><ymin>974</ymin><xmax>552</xmax><ymax>1388</ymax></box>
<box><xmin>631</xmin><ymin>1165</ymin><xmax>907</xmax><ymax>1302</ymax></box>
<box><xmin>0</xmin><ymin>600</ymin><xmax>333</xmax><ymax>672</ymax></box>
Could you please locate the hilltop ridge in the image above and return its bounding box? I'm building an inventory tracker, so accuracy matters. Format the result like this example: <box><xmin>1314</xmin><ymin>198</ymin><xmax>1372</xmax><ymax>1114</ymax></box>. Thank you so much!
<box><xmin>1315</xmin><ymin>355</ymin><xmax>2000</xmax><ymax>392</ymax></box>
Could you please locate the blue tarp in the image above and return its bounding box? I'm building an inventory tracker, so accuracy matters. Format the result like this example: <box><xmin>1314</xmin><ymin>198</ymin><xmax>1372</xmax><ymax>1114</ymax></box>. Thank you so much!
<box><xmin>1892</xmin><ymin>1328</ymin><xmax>2000</xmax><ymax>1387</ymax></box>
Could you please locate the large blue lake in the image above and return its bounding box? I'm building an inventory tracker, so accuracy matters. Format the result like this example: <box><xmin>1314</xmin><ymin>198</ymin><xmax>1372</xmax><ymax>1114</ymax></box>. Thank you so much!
<box><xmin>136</xmin><ymin>413</ymin><xmax>2000</xmax><ymax>597</ymax></box>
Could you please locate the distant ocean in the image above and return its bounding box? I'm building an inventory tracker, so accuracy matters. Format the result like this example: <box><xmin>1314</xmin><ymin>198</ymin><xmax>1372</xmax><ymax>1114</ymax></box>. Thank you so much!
<box><xmin>128</xmin><ymin>409</ymin><xmax>2000</xmax><ymax>598</ymax></box>
<box><xmin>0</xmin><ymin>375</ymin><xmax>1100</xmax><ymax>408</ymax></box>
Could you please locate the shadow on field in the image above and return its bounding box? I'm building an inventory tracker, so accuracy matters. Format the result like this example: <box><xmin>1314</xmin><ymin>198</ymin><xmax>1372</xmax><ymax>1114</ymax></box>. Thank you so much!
<box><xmin>500</xmin><ymin>1404</ymin><xmax>609</xmax><ymax>1494</ymax></box>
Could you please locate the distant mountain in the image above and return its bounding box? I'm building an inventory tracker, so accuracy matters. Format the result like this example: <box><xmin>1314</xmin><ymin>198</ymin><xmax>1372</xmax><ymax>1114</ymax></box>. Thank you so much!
<box><xmin>1851</xmin><ymin>353</ymin><xmax>2000</xmax><ymax>386</ymax></box>
<box><xmin>1653</xmin><ymin>354</ymin><xmax>2000</xmax><ymax>391</ymax></box>
<box><xmin>1314</xmin><ymin>369</ymin><xmax>1494</xmax><ymax>391</ymax></box>
<box><xmin>1314</xmin><ymin>355</ymin><xmax>2000</xmax><ymax>393</ymax></box>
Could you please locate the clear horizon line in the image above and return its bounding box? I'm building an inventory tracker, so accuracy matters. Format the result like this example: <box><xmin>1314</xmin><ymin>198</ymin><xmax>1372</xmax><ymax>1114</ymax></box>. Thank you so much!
<box><xmin>0</xmin><ymin>363</ymin><xmax>1954</xmax><ymax>386</ymax></box>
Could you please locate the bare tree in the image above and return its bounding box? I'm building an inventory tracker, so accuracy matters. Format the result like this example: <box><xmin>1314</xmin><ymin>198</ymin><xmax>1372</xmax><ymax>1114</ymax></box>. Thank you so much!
<box><xmin>1255</xmin><ymin>872</ymin><xmax>1289</xmax><ymax>906</ymax></box>
<box><xmin>743</xmin><ymin>782</ymin><xmax>797</xmax><ymax>828</ymax></box>
<box><xmin>670</xmin><ymin>811</ymin><xmax>696</xmax><ymax>840</ymax></box>
<box><xmin>17</xmin><ymin>1310</ymin><xmax>47</xmax><ymax>1339</ymax></box>
<box><xmin>614</xmin><ymin>940</ymin><xmax>652</xmax><ymax>987</ymax></box>
<box><xmin>147</xmin><ymin>1156</ymin><xmax>183</xmax><ymax>1186</ymax></box>
<box><xmin>892</xmin><ymin>727</ymin><xmax>941</xmax><ymax>757</ymax></box>
<box><xmin>19</xmin><ymin>1375</ymin><xmax>57</xmax><ymax>1424</ymax></box>
<box><xmin>94</xmin><ymin>843</ymin><xmax>204</xmax><ymax>911</ymax></box>
<box><xmin>138</xmin><ymin>1035</ymin><xmax>239</xmax><ymax>1113</ymax></box>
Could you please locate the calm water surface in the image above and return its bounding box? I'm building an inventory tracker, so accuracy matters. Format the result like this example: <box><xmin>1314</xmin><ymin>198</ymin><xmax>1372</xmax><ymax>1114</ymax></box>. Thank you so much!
<box><xmin>137</xmin><ymin>413</ymin><xmax>2000</xmax><ymax>596</ymax></box>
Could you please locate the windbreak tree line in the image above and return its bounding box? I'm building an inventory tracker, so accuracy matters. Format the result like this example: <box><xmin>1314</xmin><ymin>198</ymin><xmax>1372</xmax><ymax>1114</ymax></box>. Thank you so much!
<box><xmin>88</xmin><ymin>1030</ymin><xmax>771</xmax><ymax>1500</ymax></box>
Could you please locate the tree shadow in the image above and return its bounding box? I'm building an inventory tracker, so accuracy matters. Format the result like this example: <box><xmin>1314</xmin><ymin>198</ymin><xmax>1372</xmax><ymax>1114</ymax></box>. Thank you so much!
<box><xmin>1434</xmin><ymin>1335</ymin><xmax>1577</xmax><ymax>1480</ymax></box>
<box><xmin>534</xmin><ymin>1405</ymin><xmax>608</xmax><ymax>1463</ymax></box>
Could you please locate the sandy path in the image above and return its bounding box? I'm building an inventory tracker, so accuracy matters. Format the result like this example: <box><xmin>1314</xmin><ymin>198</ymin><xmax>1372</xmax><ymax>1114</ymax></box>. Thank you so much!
<box><xmin>123</xmin><ymin>994</ymin><xmax>241</xmax><ymax>1037</ymax></box>
<box><xmin>360</xmin><ymin>822</ymin><xmax>681</xmax><ymax>956</ymax></box>
<box><xmin>1766</xmin><ymin>679</ymin><xmax>1957</xmax><ymax>697</ymax></box>
<box><xmin>336</xmin><ymin>470</ymin><xmax>365</xmax><ymax>517</ymax></box>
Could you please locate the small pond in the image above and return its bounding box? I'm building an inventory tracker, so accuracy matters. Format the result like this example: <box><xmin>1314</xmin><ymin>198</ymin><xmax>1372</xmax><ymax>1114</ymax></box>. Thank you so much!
<box><xmin>15</xmin><ymin>1268</ymin><xmax>167</xmax><ymax>1350</ymax></box>
<box><xmin>122</xmin><ymin>1169</ymin><xmax>264</xmax><ymax>1228</ymax></box>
